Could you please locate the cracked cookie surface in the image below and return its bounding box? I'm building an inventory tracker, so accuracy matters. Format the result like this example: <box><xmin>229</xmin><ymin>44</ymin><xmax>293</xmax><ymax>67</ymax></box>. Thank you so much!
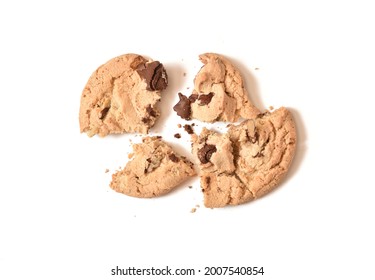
<box><xmin>79</xmin><ymin>54</ymin><xmax>168</xmax><ymax>137</ymax></box>
<box><xmin>192</xmin><ymin>107</ymin><xmax>296</xmax><ymax>208</ymax></box>
<box><xmin>110</xmin><ymin>137</ymin><xmax>196</xmax><ymax>198</ymax></box>
<box><xmin>173</xmin><ymin>53</ymin><xmax>260</xmax><ymax>122</ymax></box>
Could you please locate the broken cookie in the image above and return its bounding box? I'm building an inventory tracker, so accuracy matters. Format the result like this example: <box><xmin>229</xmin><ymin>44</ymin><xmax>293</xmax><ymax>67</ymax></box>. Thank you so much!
<box><xmin>110</xmin><ymin>137</ymin><xmax>196</xmax><ymax>198</ymax></box>
<box><xmin>192</xmin><ymin>107</ymin><xmax>296</xmax><ymax>208</ymax></box>
<box><xmin>173</xmin><ymin>53</ymin><xmax>260</xmax><ymax>122</ymax></box>
<box><xmin>79</xmin><ymin>54</ymin><xmax>168</xmax><ymax>137</ymax></box>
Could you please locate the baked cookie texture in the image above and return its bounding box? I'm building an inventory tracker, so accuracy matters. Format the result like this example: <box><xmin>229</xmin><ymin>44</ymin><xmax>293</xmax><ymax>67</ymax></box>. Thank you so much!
<box><xmin>79</xmin><ymin>54</ymin><xmax>168</xmax><ymax>137</ymax></box>
<box><xmin>110</xmin><ymin>137</ymin><xmax>196</xmax><ymax>198</ymax></box>
<box><xmin>192</xmin><ymin>107</ymin><xmax>297</xmax><ymax>208</ymax></box>
<box><xmin>173</xmin><ymin>53</ymin><xmax>260</xmax><ymax>122</ymax></box>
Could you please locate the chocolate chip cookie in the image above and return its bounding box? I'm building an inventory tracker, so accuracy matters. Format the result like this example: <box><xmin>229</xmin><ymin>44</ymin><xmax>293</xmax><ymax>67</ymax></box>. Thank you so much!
<box><xmin>192</xmin><ymin>107</ymin><xmax>297</xmax><ymax>208</ymax></box>
<box><xmin>79</xmin><ymin>54</ymin><xmax>168</xmax><ymax>137</ymax></box>
<box><xmin>173</xmin><ymin>53</ymin><xmax>260</xmax><ymax>122</ymax></box>
<box><xmin>110</xmin><ymin>137</ymin><xmax>196</xmax><ymax>198</ymax></box>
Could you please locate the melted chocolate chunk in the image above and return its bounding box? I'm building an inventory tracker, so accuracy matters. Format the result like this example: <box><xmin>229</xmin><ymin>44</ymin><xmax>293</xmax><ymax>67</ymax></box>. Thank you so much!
<box><xmin>168</xmin><ymin>154</ymin><xmax>180</xmax><ymax>163</ymax></box>
<box><xmin>137</xmin><ymin>61</ymin><xmax>168</xmax><ymax>91</ymax></box>
<box><xmin>146</xmin><ymin>105</ymin><xmax>157</xmax><ymax>117</ymax></box>
<box><xmin>152</xmin><ymin>63</ymin><xmax>168</xmax><ymax>90</ymax></box>
<box><xmin>198</xmin><ymin>144</ymin><xmax>217</xmax><ymax>164</ymax></box>
<box><xmin>174</xmin><ymin>133</ymin><xmax>181</xmax><ymax>139</ymax></box>
<box><xmin>173</xmin><ymin>93</ymin><xmax>191</xmax><ymax>120</ymax></box>
<box><xmin>188</xmin><ymin>93</ymin><xmax>198</xmax><ymax>103</ymax></box>
<box><xmin>183</xmin><ymin>124</ymin><xmax>194</xmax><ymax>134</ymax></box>
<box><xmin>198</xmin><ymin>92</ymin><xmax>214</xmax><ymax>105</ymax></box>
<box><xmin>99</xmin><ymin>107</ymin><xmax>110</xmax><ymax>120</ymax></box>
<box><xmin>142</xmin><ymin>117</ymin><xmax>151</xmax><ymax>124</ymax></box>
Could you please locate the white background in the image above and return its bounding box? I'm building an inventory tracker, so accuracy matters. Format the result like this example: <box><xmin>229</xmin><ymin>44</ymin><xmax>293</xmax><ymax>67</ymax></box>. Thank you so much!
<box><xmin>1</xmin><ymin>0</ymin><xmax>375</xmax><ymax>279</ymax></box>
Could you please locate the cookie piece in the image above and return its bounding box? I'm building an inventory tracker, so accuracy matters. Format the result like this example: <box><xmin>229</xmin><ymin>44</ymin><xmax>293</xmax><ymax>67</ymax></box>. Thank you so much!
<box><xmin>192</xmin><ymin>107</ymin><xmax>296</xmax><ymax>207</ymax></box>
<box><xmin>110</xmin><ymin>137</ymin><xmax>196</xmax><ymax>198</ymax></box>
<box><xmin>192</xmin><ymin>128</ymin><xmax>254</xmax><ymax>207</ymax></box>
<box><xmin>79</xmin><ymin>54</ymin><xmax>168</xmax><ymax>137</ymax></box>
<box><xmin>173</xmin><ymin>53</ymin><xmax>260</xmax><ymax>122</ymax></box>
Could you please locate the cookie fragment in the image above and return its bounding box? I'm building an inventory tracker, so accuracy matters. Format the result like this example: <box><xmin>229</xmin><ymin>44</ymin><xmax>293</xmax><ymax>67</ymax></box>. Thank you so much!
<box><xmin>193</xmin><ymin>107</ymin><xmax>296</xmax><ymax>208</ymax></box>
<box><xmin>79</xmin><ymin>54</ymin><xmax>168</xmax><ymax>137</ymax></box>
<box><xmin>110</xmin><ymin>137</ymin><xmax>196</xmax><ymax>198</ymax></box>
<box><xmin>173</xmin><ymin>53</ymin><xmax>260</xmax><ymax>122</ymax></box>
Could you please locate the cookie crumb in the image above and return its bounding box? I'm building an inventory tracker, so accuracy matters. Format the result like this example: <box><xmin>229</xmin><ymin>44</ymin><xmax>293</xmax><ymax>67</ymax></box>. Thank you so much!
<box><xmin>255</xmin><ymin>67</ymin><xmax>259</xmax><ymax>70</ymax></box>
<box><xmin>186</xmin><ymin>87</ymin><xmax>190</xmax><ymax>90</ymax></box>
<box><xmin>177</xmin><ymin>124</ymin><xmax>182</xmax><ymax>128</ymax></box>
<box><xmin>196</xmin><ymin>204</ymin><xmax>200</xmax><ymax>208</ymax></box>
<box><xmin>188</xmin><ymin>186</ymin><xmax>192</xmax><ymax>189</ymax></box>
<box><xmin>191</xmin><ymin>123</ymin><xmax>195</xmax><ymax>126</ymax></box>
<box><xmin>105</xmin><ymin>169</ymin><xmax>109</xmax><ymax>173</ymax></box>
<box><xmin>184</xmin><ymin>124</ymin><xmax>194</xmax><ymax>134</ymax></box>
<box><xmin>128</xmin><ymin>153</ymin><xmax>134</xmax><ymax>159</ymax></box>
<box><xmin>190</xmin><ymin>208</ymin><xmax>196</xmax><ymax>213</ymax></box>
<box><xmin>269</xmin><ymin>105</ymin><xmax>274</xmax><ymax>110</ymax></box>
<box><xmin>174</xmin><ymin>133</ymin><xmax>181</xmax><ymax>139</ymax></box>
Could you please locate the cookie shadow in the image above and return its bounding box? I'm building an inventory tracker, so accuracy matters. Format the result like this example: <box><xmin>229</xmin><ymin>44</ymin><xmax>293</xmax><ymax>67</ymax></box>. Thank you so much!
<box><xmin>225</xmin><ymin>55</ymin><xmax>266</xmax><ymax>112</ymax></box>
<box><xmin>151</xmin><ymin>62</ymin><xmax>187</xmax><ymax>133</ymax></box>
<box><xmin>282</xmin><ymin>107</ymin><xmax>306</xmax><ymax>183</ymax></box>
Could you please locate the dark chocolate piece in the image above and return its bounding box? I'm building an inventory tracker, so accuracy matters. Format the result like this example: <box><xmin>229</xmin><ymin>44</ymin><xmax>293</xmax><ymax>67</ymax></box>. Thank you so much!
<box><xmin>184</xmin><ymin>124</ymin><xmax>194</xmax><ymax>135</ymax></box>
<box><xmin>137</xmin><ymin>61</ymin><xmax>168</xmax><ymax>91</ymax></box>
<box><xmin>198</xmin><ymin>144</ymin><xmax>217</xmax><ymax>164</ymax></box>
<box><xmin>173</xmin><ymin>93</ymin><xmax>191</xmax><ymax>120</ymax></box>
<box><xmin>198</xmin><ymin>92</ymin><xmax>214</xmax><ymax>105</ymax></box>
<box><xmin>141</xmin><ymin>117</ymin><xmax>151</xmax><ymax>124</ymax></box>
<box><xmin>188</xmin><ymin>93</ymin><xmax>198</xmax><ymax>103</ymax></box>
<box><xmin>99</xmin><ymin>107</ymin><xmax>110</xmax><ymax>120</ymax></box>
<box><xmin>168</xmin><ymin>154</ymin><xmax>180</xmax><ymax>163</ymax></box>
<box><xmin>146</xmin><ymin>105</ymin><xmax>157</xmax><ymax>117</ymax></box>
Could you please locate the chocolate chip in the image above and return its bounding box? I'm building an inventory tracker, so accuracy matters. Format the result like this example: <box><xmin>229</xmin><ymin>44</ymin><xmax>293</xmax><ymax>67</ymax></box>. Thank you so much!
<box><xmin>146</xmin><ymin>105</ymin><xmax>157</xmax><ymax>117</ymax></box>
<box><xmin>168</xmin><ymin>154</ymin><xmax>180</xmax><ymax>163</ymax></box>
<box><xmin>137</xmin><ymin>61</ymin><xmax>168</xmax><ymax>91</ymax></box>
<box><xmin>173</xmin><ymin>93</ymin><xmax>191</xmax><ymax>120</ymax></box>
<box><xmin>198</xmin><ymin>92</ymin><xmax>214</xmax><ymax>105</ymax></box>
<box><xmin>183</xmin><ymin>124</ymin><xmax>194</xmax><ymax>134</ymax></box>
<box><xmin>174</xmin><ymin>133</ymin><xmax>181</xmax><ymax>139</ymax></box>
<box><xmin>152</xmin><ymin>63</ymin><xmax>168</xmax><ymax>90</ymax></box>
<box><xmin>188</xmin><ymin>93</ymin><xmax>198</xmax><ymax>103</ymax></box>
<box><xmin>99</xmin><ymin>107</ymin><xmax>110</xmax><ymax>119</ymax></box>
<box><xmin>198</xmin><ymin>144</ymin><xmax>217</xmax><ymax>164</ymax></box>
<box><xmin>145</xmin><ymin>156</ymin><xmax>162</xmax><ymax>173</ymax></box>
<box><xmin>142</xmin><ymin>117</ymin><xmax>151</xmax><ymax>124</ymax></box>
